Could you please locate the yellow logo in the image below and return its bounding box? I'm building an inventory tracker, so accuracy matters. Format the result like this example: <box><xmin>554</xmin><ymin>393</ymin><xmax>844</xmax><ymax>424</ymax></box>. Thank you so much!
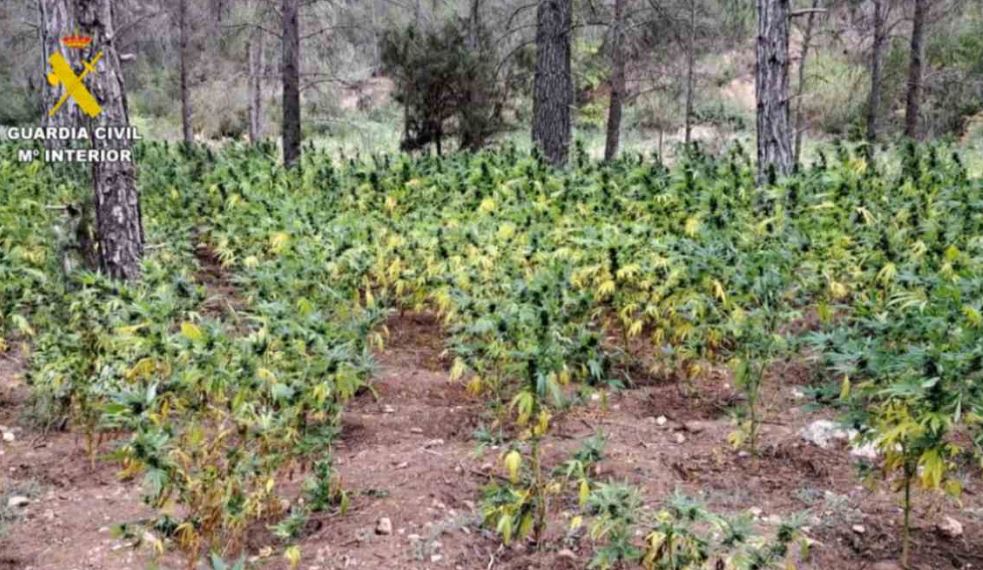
<box><xmin>47</xmin><ymin>50</ymin><xmax>103</xmax><ymax>118</ymax></box>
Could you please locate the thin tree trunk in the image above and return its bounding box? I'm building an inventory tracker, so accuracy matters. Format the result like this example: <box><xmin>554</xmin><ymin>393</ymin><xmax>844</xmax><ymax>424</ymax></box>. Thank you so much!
<box><xmin>683</xmin><ymin>0</ymin><xmax>696</xmax><ymax>145</ymax></box>
<box><xmin>281</xmin><ymin>0</ymin><xmax>301</xmax><ymax>167</ymax></box>
<box><xmin>866</xmin><ymin>0</ymin><xmax>886</xmax><ymax>143</ymax></box>
<box><xmin>793</xmin><ymin>0</ymin><xmax>819</xmax><ymax>164</ymax></box>
<box><xmin>754</xmin><ymin>0</ymin><xmax>793</xmax><ymax>184</ymax></box>
<box><xmin>72</xmin><ymin>0</ymin><xmax>144</xmax><ymax>281</ymax></box>
<box><xmin>39</xmin><ymin>0</ymin><xmax>78</xmax><ymax>143</ymax></box>
<box><xmin>248</xmin><ymin>24</ymin><xmax>264</xmax><ymax>142</ymax></box>
<box><xmin>904</xmin><ymin>0</ymin><xmax>925</xmax><ymax>140</ymax></box>
<box><xmin>532</xmin><ymin>0</ymin><xmax>572</xmax><ymax>167</ymax></box>
<box><xmin>211</xmin><ymin>0</ymin><xmax>224</xmax><ymax>22</ymax></box>
<box><xmin>178</xmin><ymin>0</ymin><xmax>192</xmax><ymax>145</ymax></box>
<box><xmin>370</xmin><ymin>0</ymin><xmax>379</xmax><ymax>63</ymax></box>
<box><xmin>603</xmin><ymin>0</ymin><xmax>625</xmax><ymax>161</ymax></box>
<box><xmin>468</xmin><ymin>0</ymin><xmax>481</xmax><ymax>50</ymax></box>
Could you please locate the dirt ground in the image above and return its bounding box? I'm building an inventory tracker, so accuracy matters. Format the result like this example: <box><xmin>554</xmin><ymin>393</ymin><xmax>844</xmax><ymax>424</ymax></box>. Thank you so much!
<box><xmin>2</xmin><ymin>313</ymin><xmax>982</xmax><ymax>570</ymax></box>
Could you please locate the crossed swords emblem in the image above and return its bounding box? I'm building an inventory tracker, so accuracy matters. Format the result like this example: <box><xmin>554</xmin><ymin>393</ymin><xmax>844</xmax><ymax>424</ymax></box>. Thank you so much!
<box><xmin>47</xmin><ymin>51</ymin><xmax>103</xmax><ymax>118</ymax></box>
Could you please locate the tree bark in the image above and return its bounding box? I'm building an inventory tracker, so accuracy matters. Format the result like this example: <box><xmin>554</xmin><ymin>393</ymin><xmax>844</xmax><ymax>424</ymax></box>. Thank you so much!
<box><xmin>72</xmin><ymin>0</ymin><xmax>144</xmax><ymax>281</ymax></box>
<box><xmin>211</xmin><ymin>0</ymin><xmax>225</xmax><ymax>23</ymax></box>
<box><xmin>866</xmin><ymin>0</ymin><xmax>886</xmax><ymax>143</ymax></box>
<box><xmin>683</xmin><ymin>0</ymin><xmax>697</xmax><ymax>145</ymax></box>
<box><xmin>178</xmin><ymin>0</ymin><xmax>193</xmax><ymax>145</ymax></box>
<box><xmin>468</xmin><ymin>0</ymin><xmax>482</xmax><ymax>50</ymax></box>
<box><xmin>755</xmin><ymin>0</ymin><xmax>793</xmax><ymax>184</ymax></box>
<box><xmin>281</xmin><ymin>0</ymin><xmax>301</xmax><ymax>167</ymax></box>
<box><xmin>39</xmin><ymin>0</ymin><xmax>79</xmax><ymax>142</ymax></box>
<box><xmin>792</xmin><ymin>0</ymin><xmax>819</xmax><ymax>164</ymax></box>
<box><xmin>904</xmin><ymin>0</ymin><xmax>925</xmax><ymax>140</ymax></box>
<box><xmin>248</xmin><ymin>21</ymin><xmax>264</xmax><ymax>142</ymax></box>
<box><xmin>603</xmin><ymin>0</ymin><xmax>625</xmax><ymax>161</ymax></box>
<box><xmin>532</xmin><ymin>0</ymin><xmax>572</xmax><ymax>167</ymax></box>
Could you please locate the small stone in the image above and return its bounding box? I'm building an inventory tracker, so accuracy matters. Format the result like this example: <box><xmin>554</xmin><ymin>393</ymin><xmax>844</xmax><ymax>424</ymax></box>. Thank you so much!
<box><xmin>802</xmin><ymin>535</ymin><xmax>821</xmax><ymax>549</ymax></box>
<box><xmin>683</xmin><ymin>420</ymin><xmax>710</xmax><ymax>434</ymax></box>
<box><xmin>936</xmin><ymin>516</ymin><xmax>963</xmax><ymax>539</ymax></box>
<box><xmin>556</xmin><ymin>548</ymin><xmax>577</xmax><ymax>561</ymax></box>
<box><xmin>850</xmin><ymin>442</ymin><xmax>878</xmax><ymax>460</ymax></box>
<box><xmin>6</xmin><ymin>495</ymin><xmax>29</xmax><ymax>508</ymax></box>
<box><xmin>375</xmin><ymin>517</ymin><xmax>393</xmax><ymax>535</ymax></box>
<box><xmin>407</xmin><ymin>534</ymin><xmax>422</xmax><ymax>543</ymax></box>
<box><xmin>2</xmin><ymin>432</ymin><xmax>14</xmax><ymax>443</ymax></box>
<box><xmin>590</xmin><ymin>393</ymin><xmax>601</xmax><ymax>402</ymax></box>
<box><xmin>748</xmin><ymin>507</ymin><xmax>763</xmax><ymax>518</ymax></box>
<box><xmin>383</xmin><ymin>405</ymin><xmax>395</xmax><ymax>414</ymax></box>
<box><xmin>423</xmin><ymin>438</ymin><xmax>445</xmax><ymax>448</ymax></box>
<box><xmin>800</xmin><ymin>420</ymin><xmax>849</xmax><ymax>449</ymax></box>
<box><xmin>673</xmin><ymin>433</ymin><xmax>686</xmax><ymax>444</ymax></box>
<box><xmin>655</xmin><ymin>416</ymin><xmax>668</xmax><ymax>426</ymax></box>
<box><xmin>395</xmin><ymin>461</ymin><xmax>409</xmax><ymax>469</ymax></box>
<box><xmin>430</xmin><ymin>554</ymin><xmax>443</xmax><ymax>563</ymax></box>
<box><xmin>851</xmin><ymin>524</ymin><xmax>866</xmax><ymax>535</ymax></box>
<box><xmin>409</xmin><ymin>427</ymin><xmax>423</xmax><ymax>434</ymax></box>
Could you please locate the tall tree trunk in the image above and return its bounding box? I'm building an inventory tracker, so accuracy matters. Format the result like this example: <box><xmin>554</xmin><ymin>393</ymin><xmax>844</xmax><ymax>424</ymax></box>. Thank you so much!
<box><xmin>281</xmin><ymin>0</ymin><xmax>301</xmax><ymax>167</ymax></box>
<box><xmin>72</xmin><ymin>0</ymin><xmax>144</xmax><ymax>281</ymax></box>
<box><xmin>248</xmin><ymin>25</ymin><xmax>264</xmax><ymax>142</ymax></box>
<box><xmin>603</xmin><ymin>0</ymin><xmax>625</xmax><ymax>161</ymax></box>
<box><xmin>904</xmin><ymin>0</ymin><xmax>925</xmax><ymax>140</ymax></box>
<box><xmin>211</xmin><ymin>0</ymin><xmax>224</xmax><ymax>22</ymax></box>
<box><xmin>39</xmin><ymin>0</ymin><xmax>78</xmax><ymax>142</ymax></box>
<box><xmin>866</xmin><ymin>0</ymin><xmax>886</xmax><ymax>143</ymax></box>
<box><xmin>793</xmin><ymin>0</ymin><xmax>819</xmax><ymax>164</ymax></box>
<box><xmin>468</xmin><ymin>0</ymin><xmax>482</xmax><ymax>50</ymax></box>
<box><xmin>683</xmin><ymin>0</ymin><xmax>696</xmax><ymax>145</ymax></box>
<box><xmin>178</xmin><ymin>0</ymin><xmax>193</xmax><ymax>145</ymax></box>
<box><xmin>754</xmin><ymin>0</ymin><xmax>793</xmax><ymax>184</ymax></box>
<box><xmin>532</xmin><ymin>0</ymin><xmax>572</xmax><ymax>167</ymax></box>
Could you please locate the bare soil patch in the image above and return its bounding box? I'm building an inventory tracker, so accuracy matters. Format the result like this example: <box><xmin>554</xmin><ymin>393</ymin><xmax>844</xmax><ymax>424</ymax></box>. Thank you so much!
<box><xmin>2</xmin><ymin>314</ymin><xmax>981</xmax><ymax>569</ymax></box>
<box><xmin>0</xmin><ymin>348</ymin><xmax>155</xmax><ymax>570</ymax></box>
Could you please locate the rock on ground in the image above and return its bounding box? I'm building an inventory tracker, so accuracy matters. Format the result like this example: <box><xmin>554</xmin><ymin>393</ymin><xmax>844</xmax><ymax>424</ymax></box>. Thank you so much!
<box><xmin>936</xmin><ymin>516</ymin><xmax>963</xmax><ymax>539</ymax></box>
<box><xmin>375</xmin><ymin>517</ymin><xmax>393</xmax><ymax>535</ymax></box>
<box><xmin>6</xmin><ymin>495</ymin><xmax>30</xmax><ymax>508</ymax></box>
<box><xmin>799</xmin><ymin>420</ymin><xmax>849</xmax><ymax>449</ymax></box>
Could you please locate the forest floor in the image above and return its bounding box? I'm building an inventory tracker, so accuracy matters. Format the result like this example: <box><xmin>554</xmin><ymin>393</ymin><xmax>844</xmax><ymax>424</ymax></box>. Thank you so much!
<box><xmin>2</xmin><ymin>311</ymin><xmax>982</xmax><ymax>570</ymax></box>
